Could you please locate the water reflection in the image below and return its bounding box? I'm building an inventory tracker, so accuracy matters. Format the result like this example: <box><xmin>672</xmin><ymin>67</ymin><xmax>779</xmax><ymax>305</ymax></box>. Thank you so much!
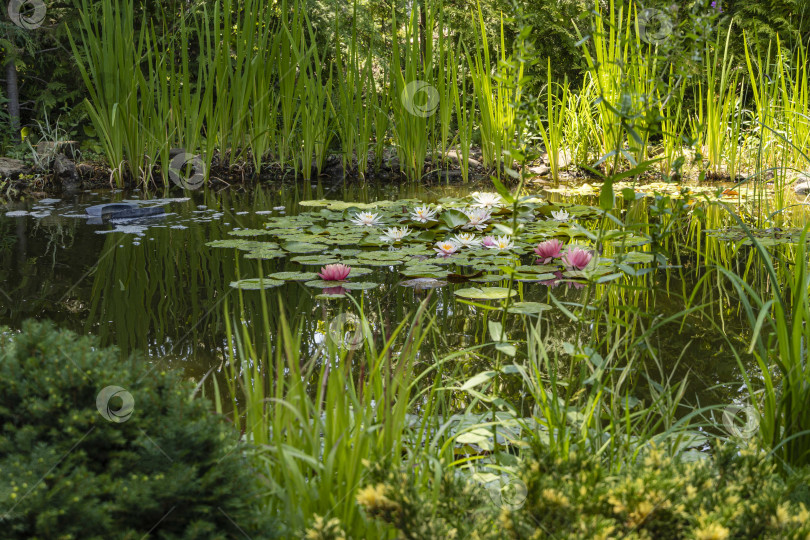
<box><xmin>0</xmin><ymin>182</ymin><xmax>751</xmax><ymax>413</ymax></box>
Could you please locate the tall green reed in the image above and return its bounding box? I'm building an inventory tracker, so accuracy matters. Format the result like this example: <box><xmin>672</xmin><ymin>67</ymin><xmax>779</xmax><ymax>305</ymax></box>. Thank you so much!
<box><xmin>536</xmin><ymin>58</ymin><xmax>568</xmax><ymax>183</ymax></box>
<box><xmin>468</xmin><ymin>1</ymin><xmax>521</xmax><ymax>174</ymax></box>
<box><xmin>692</xmin><ymin>210</ymin><xmax>810</xmax><ymax>468</ymax></box>
<box><xmin>220</xmin><ymin>291</ymin><xmax>450</xmax><ymax>537</ymax></box>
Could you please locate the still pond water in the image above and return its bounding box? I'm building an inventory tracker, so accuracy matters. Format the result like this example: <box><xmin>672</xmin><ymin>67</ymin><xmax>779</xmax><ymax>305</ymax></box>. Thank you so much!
<box><xmin>0</xmin><ymin>181</ymin><xmax>750</xmax><ymax>423</ymax></box>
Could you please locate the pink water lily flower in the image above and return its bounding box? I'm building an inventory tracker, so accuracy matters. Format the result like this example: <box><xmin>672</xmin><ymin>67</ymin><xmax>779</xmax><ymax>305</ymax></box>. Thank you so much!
<box><xmin>561</xmin><ymin>247</ymin><xmax>593</xmax><ymax>271</ymax></box>
<box><xmin>534</xmin><ymin>239</ymin><xmax>564</xmax><ymax>264</ymax></box>
<box><xmin>481</xmin><ymin>236</ymin><xmax>497</xmax><ymax>248</ymax></box>
<box><xmin>318</xmin><ymin>263</ymin><xmax>351</xmax><ymax>281</ymax></box>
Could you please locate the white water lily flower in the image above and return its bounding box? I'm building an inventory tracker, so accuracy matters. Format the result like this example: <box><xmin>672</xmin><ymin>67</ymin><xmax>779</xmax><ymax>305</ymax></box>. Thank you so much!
<box><xmin>462</xmin><ymin>207</ymin><xmax>492</xmax><ymax>231</ymax></box>
<box><xmin>350</xmin><ymin>211</ymin><xmax>383</xmax><ymax>226</ymax></box>
<box><xmin>380</xmin><ymin>226</ymin><xmax>411</xmax><ymax>243</ymax></box>
<box><xmin>551</xmin><ymin>209</ymin><xmax>571</xmax><ymax>222</ymax></box>
<box><xmin>410</xmin><ymin>205</ymin><xmax>438</xmax><ymax>223</ymax></box>
<box><xmin>485</xmin><ymin>235</ymin><xmax>514</xmax><ymax>250</ymax></box>
<box><xmin>434</xmin><ymin>240</ymin><xmax>460</xmax><ymax>256</ymax></box>
<box><xmin>452</xmin><ymin>232</ymin><xmax>481</xmax><ymax>247</ymax></box>
<box><xmin>471</xmin><ymin>192</ymin><xmax>503</xmax><ymax>208</ymax></box>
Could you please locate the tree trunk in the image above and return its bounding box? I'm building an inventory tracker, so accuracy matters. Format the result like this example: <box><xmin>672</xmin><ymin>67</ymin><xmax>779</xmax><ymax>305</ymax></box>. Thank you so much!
<box><xmin>5</xmin><ymin>59</ymin><xmax>21</xmax><ymax>142</ymax></box>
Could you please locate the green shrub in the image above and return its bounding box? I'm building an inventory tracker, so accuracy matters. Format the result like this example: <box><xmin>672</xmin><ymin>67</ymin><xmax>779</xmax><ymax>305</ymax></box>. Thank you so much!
<box><xmin>504</xmin><ymin>443</ymin><xmax>810</xmax><ymax>539</ymax></box>
<box><xmin>361</xmin><ymin>444</ymin><xmax>810</xmax><ymax>539</ymax></box>
<box><xmin>0</xmin><ymin>320</ymin><xmax>275</xmax><ymax>539</ymax></box>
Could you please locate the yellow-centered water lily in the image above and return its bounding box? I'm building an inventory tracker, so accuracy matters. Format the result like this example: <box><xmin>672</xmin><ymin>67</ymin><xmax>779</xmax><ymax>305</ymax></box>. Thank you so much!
<box><xmin>434</xmin><ymin>240</ymin><xmax>460</xmax><ymax>256</ymax></box>
<box><xmin>350</xmin><ymin>211</ymin><xmax>383</xmax><ymax>226</ymax></box>
<box><xmin>485</xmin><ymin>235</ymin><xmax>514</xmax><ymax>250</ymax></box>
<box><xmin>462</xmin><ymin>207</ymin><xmax>492</xmax><ymax>230</ymax></box>
<box><xmin>410</xmin><ymin>205</ymin><xmax>438</xmax><ymax>223</ymax></box>
<box><xmin>451</xmin><ymin>232</ymin><xmax>481</xmax><ymax>247</ymax></box>
<box><xmin>471</xmin><ymin>192</ymin><xmax>503</xmax><ymax>208</ymax></box>
<box><xmin>380</xmin><ymin>226</ymin><xmax>411</xmax><ymax>242</ymax></box>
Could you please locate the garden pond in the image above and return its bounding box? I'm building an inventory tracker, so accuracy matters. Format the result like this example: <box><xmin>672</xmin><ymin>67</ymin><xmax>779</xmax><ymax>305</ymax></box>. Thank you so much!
<box><xmin>0</xmin><ymin>180</ymin><xmax>761</xmax><ymax>444</ymax></box>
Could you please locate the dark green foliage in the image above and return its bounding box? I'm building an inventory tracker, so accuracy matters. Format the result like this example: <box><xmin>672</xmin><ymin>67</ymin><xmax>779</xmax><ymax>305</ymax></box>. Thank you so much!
<box><xmin>729</xmin><ymin>0</ymin><xmax>808</xmax><ymax>48</ymax></box>
<box><xmin>0</xmin><ymin>320</ymin><xmax>275</xmax><ymax>539</ymax></box>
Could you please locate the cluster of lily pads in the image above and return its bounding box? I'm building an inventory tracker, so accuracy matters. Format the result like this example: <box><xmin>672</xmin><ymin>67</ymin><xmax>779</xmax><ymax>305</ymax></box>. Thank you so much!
<box><xmin>207</xmin><ymin>191</ymin><xmax>654</xmax><ymax>302</ymax></box>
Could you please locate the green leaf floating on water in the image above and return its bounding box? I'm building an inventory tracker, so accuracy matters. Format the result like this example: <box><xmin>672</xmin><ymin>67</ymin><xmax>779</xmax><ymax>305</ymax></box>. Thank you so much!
<box><xmin>342</xmin><ymin>258</ymin><xmax>403</xmax><ymax>267</ymax></box>
<box><xmin>399</xmin><ymin>278</ymin><xmax>447</xmax><ymax>289</ymax></box>
<box><xmin>357</xmin><ymin>251</ymin><xmax>406</xmax><ymax>261</ymax></box>
<box><xmin>304</xmin><ymin>280</ymin><xmax>380</xmax><ymax>290</ymax></box>
<box><xmin>300</xmin><ymin>199</ymin><xmax>396</xmax><ymax>210</ymax></box>
<box><xmin>283</xmin><ymin>242</ymin><xmax>327</xmax><ymax>254</ymax></box>
<box><xmin>346</xmin><ymin>267</ymin><xmax>373</xmax><ymax>277</ymax></box>
<box><xmin>507</xmin><ymin>301</ymin><xmax>552</xmax><ymax>314</ymax></box>
<box><xmin>470</xmin><ymin>274</ymin><xmax>506</xmax><ymax>283</ymax></box>
<box><xmin>305</xmin><ymin>279</ymin><xmax>347</xmax><ymax>288</ymax></box>
<box><xmin>621</xmin><ymin>251</ymin><xmax>654</xmax><ymax>264</ymax></box>
<box><xmin>229</xmin><ymin>278</ymin><xmax>284</xmax><ymax>290</ymax></box>
<box><xmin>330</xmin><ymin>248</ymin><xmax>361</xmax><ymax>257</ymax></box>
<box><xmin>268</xmin><ymin>271</ymin><xmax>319</xmax><ymax>281</ymax></box>
<box><xmin>291</xmin><ymin>255</ymin><xmax>339</xmax><ymax>265</ymax></box>
<box><xmin>516</xmin><ymin>264</ymin><xmax>559</xmax><ymax>273</ymax></box>
<box><xmin>513</xmin><ymin>272</ymin><xmax>557</xmax><ymax>282</ymax></box>
<box><xmin>315</xmin><ymin>291</ymin><xmax>348</xmax><ymax>299</ymax></box>
<box><xmin>228</xmin><ymin>229</ymin><xmax>275</xmax><ymax>236</ymax></box>
<box><xmin>341</xmin><ymin>281</ymin><xmax>380</xmax><ymax>290</ymax></box>
<box><xmin>454</xmin><ymin>287</ymin><xmax>517</xmax><ymax>300</ymax></box>
<box><xmin>243</xmin><ymin>249</ymin><xmax>286</xmax><ymax>260</ymax></box>
<box><xmin>440</xmin><ymin>208</ymin><xmax>470</xmax><ymax>229</ymax></box>
<box><xmin>207</xmin><ymin>239</ymin><xmax>276</xmax><ymax>250</ymax></box>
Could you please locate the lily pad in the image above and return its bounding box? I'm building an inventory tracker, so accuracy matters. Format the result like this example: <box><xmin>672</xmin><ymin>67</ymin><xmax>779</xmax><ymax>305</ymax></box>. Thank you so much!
<box><xmin>228</xmin><ymin>229</ymin><xmax>275</xmax><ymax>237</ymax></box>
<box><xmin>207</xmin><ymin>239</ymin><xmax>273</xmax><ymax>250</ymax></box>
<box><xmin>283</xmin><ymin>242</ymin><xmax>327</xmax><ymax>254</ymax></box>
<box><xmin>341</xmin><ymin>281</ymin><xmax>380</xmax><ymax>290</ymax></box>
<box><xmin>305</xmin><ymin>279</ymin><xmax>348</xmax><ymax>288</ymax></box>
<box><xmin>507</xmin><ymin>301</ymin><xmax>552</xmax><ymax>315</ymax></box>
<box><xmin>343</xmin><ymin>258</ymin><xmax>403</xmax><ymax>267</ymax></box>
<box><xmin>291</xmin><ymin>255</ymin><xmax>340</xmax><ymax>265</ymax></box>
<box><xmin>268</xmin><ymin>271</ymin><xmax>319</xmax><ymax>281</ymax></box>
<box><xmin>621</xmin><ymin>251</ymin><xmax>654</xmax><ymax>264</ymax></box>
<box><xmin>513</xmin><ymin>272</ymin><xmax>557</xmax><ymax>282</ymax></box>
<box><xmin>470</xmin><ymin>274</ymin><xmax>506</xmax><ymax>283</ymax></box>
<box><xmin>315</xmin><ymin>291</ymin><xmax>348</xmax><ymax>299</ymax></box>
<box><xmin>454</xmin><ymin>287</ymin><xmax>518</xmax><ymax>301</ymax></box>
<box><xmin>229</xmin><ymin>278</ymin><xmax>284</xmax><ymax>290</ymax></box>
<box><xmin>345</xmin><ymin>267</ymin><xmax>374</xmax><ymax>277</ymax></box>
<box><xmin>357</xmin><ymin>251</ymin><xmax>406</xmax><ymax>261</ymax></box>
<box><xmin>399</xmin><ymin>278</ymin><xmax>448</xmax><ymax>289</ymax></box>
